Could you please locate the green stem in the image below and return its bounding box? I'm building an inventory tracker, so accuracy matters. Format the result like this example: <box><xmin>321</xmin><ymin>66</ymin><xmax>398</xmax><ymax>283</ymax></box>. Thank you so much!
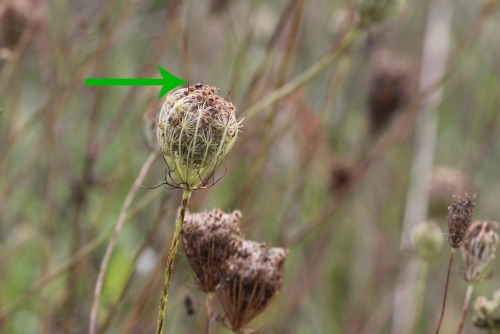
<box><xmin>456</xmin><ymin>284</ymin><xmax>474</xmax><ymax>334</ymax></box>
<box><xmin>413</xmin><ymin>260</ymin><xmax>429</xmax><ymax>332</ymax></box>
<box><xmin>156</xmin><ymin>189</ymin><xmax>192</xmax><ymax>334</ymax></box>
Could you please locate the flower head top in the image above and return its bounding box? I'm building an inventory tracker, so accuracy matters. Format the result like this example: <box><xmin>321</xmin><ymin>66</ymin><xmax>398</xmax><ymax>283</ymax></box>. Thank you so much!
<box><xmin>157</xmin><ymin>84</ymin><xmax>242</xmax><ymax>190</ymax></box>
<box><xmin>447</xmin><ymin>196</ymin><xmax>475</xmax><ymax>248</ymax></box>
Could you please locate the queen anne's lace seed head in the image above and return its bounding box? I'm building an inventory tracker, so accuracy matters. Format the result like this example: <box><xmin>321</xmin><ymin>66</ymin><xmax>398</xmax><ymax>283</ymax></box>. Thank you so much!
<box><xmin>157</xmin><ymin>84</ymin><xmax>242</xmax><ymax>190</ymax></box>
<box><xmin>216</xmin><ymin>240</ymin><xmax>287</xmax><ymax>332</ymax></box>
<box><xmin>461</xmin><ymin>220</ymin><xmax>499</xmax><ymax>284</ymax></box>
<box><xmin>181</xmin><ymin>209</ymin><xmax>243</xmax><ymax>292</ymax></box>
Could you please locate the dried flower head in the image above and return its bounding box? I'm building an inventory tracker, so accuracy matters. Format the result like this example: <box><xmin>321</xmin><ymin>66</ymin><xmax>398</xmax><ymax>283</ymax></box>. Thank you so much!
<box><xmin>472</xmin><ymin>289</ymin><xmax>500</xmax><ymax>330</ymax></box>
<box><xmin>461</xmin><ymin>221</ymin><xmax>499</xmax><ymax>284</ymax></box>
<box><xmin>216</xmin><ymin>240</ymin><xmax>288</xmax><ymax>332</ymax></box>
<box><xmin>447</xmin><ymin>196</ymin><xmax>475</xmax><ymax>248</ymax></box>
<box><xmin>412</xmin><ymin>220</ymin><xmax>443</xmax><ymax>261</ymax></box>
<box><xmin>367</xmin><ymin>50</ymin><xmax>412</xmax><ymax>135</ymax></box>
<box><xmin>156</xmin><ymin>84</ymin><xmax>242</xmax><ymax>190</ymax></box>
<box><xmin>0</xmin><ymin>0</ymin><xmax>45</xmax><ymax>49</ymax></box>
<box><xmin>181</xmin><ymin>209</ymin><xmax>243</xmax><ymax>292</ymax></box>
<box><xmin>329</xmin><ymin>158</ymin><xmax>354</xmax><ymax>193</ymax></box>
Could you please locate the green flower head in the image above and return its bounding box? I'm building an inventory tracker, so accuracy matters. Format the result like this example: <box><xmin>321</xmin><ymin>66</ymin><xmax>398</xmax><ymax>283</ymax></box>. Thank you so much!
<box><xmin>157</xmin><ymin>84</ymin><xmax>242</xmax><ymax>190</ymax></box>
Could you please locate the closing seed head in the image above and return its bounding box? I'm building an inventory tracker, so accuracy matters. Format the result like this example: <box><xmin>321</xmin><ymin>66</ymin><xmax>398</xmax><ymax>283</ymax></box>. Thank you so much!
<box><xmin>412</xmin><ymin>221</ymin><xmax>443</xmax><ymax>261</ymax></box>
<box><xmin>447</xmin><ymin>196</ymin><xmax>475</xmax><ymax>248</ymax></box>
<box><xmin>216</xmin><ymin>240</ymin><xmax>287</xmax><ymax>332</ymax></box>
<box><xmin>156</xmin><ymin>84</ymin><xmax>242</xmax><ymax>190</ymax></box>
<box><xmin>181</xmin><ymin>209</ymin><xmax>243</xmax><ymax>292</ymax></box>
<box><xmin>461</xmin><ymin>221</ymin><xmax>499</xmax><ymax>284</ymax></box>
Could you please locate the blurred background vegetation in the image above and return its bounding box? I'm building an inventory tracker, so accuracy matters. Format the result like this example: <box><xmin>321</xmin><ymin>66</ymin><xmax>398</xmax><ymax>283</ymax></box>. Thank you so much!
<box><xmin>1</xmin><ymin>0</ymin><xmax>500</xmax><ymax>333</ymax></box>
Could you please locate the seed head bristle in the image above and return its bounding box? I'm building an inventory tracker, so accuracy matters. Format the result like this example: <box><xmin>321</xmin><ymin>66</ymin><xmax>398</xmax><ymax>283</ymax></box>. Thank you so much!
<box><xmin>447</xmin><ymin>195</ymin><xmax>475</xmax><ymax>248</ymax></box>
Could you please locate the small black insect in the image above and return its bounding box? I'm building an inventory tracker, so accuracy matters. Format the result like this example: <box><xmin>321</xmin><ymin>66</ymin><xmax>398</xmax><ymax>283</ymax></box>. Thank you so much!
<box><xmin>183</xmin><ymin>293</ymin><xmax>196</xmax><ymax>316</ymax></box>
<box><xmin>195</xmin><ymin>83</ymin><xmax>204</xmax><ymax>89</ymax></box>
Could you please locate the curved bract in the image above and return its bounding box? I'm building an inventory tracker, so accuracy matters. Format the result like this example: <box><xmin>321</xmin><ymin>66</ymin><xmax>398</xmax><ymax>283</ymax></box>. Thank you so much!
<box><xmin>157</xmin><ymin>84</ymin><xmax>242</xmax><ymax>190</ymax></box>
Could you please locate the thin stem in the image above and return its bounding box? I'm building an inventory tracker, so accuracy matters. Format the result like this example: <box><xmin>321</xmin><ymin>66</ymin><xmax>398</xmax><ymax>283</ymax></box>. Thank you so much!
<box><xmin>89</xmin><ymin>152</ymin><xmax>158</xmax><ymax>334</ymax></box>
<box><xmin>435</xmin><ymin>248</ymin><xmax>456</xmax><ymax>334</ymax></box>
<box><xmin>156</xmin><ymin>189</ymin><xmax>192</xmax><ymax>334</ymax></box>
<box><xmin>413</xmin><ymin>260</ymin><xmax>430</xmax><ymax>332</ymax></box>
<box><xmin>205</xmin><ymin>293</ymin><xmax>214</xmax><ymax>334</ymax></box>
<box><xmin>456</xmin><ymin>284</ymin><xmax>474</xmax><ymax>334</ymax></box>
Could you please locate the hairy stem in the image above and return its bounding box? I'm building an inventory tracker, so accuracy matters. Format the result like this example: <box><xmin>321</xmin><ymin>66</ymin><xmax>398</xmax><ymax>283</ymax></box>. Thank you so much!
<box><xmin>156</xmin><ymin>189</ymin><xmax>192</xmax><ymax>334</ymax></box>
<box><xmin>435</xmin><ymin>248</ymin><xmax>455</xmax><ymax>334</ymax></box>
<box><xmin>456</xmin><ymin>284</ymin><xmax>474</xmax><ymax>334</ymax></box>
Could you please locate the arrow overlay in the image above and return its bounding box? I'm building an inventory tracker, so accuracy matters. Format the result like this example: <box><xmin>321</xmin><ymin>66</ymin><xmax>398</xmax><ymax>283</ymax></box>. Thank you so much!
<box><xmin>85</xmin><ymin>65</ymin><xmax>186</xmax><ymax>99</ymax></box>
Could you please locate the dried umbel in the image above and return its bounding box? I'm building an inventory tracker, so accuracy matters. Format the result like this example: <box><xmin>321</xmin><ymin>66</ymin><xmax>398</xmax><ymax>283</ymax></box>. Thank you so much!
<box><xmin>0</xmin><ymin>0</ymin><xmax>45</xmax><ymax>49</ymax></box>
<box><xmin>448</xmin><ymin>196</ymin><xmax>475</xmax><ymax>248</ymax></box>
<box><xmin>217</xmin><ymin>240</ymin><xmax>288</xmax><ymax>332</ymax></box>
<box><xmin>329</xmin><ymin>158</ymin><xmax>354</xmax><ymax>193</ymax></box>
<box><xmin>156</xmin><ymin>84</ymin><xmax>242</xmax><ymax>190</ymax></box>
<box><xmin>461</xmin><ymin>221</ymin><xmax>499</xmax><ymax>284</ymax></box>
<box><xmin>412</xmin><ymin>221</ymin><xmax>443</xmax><ymax>261</ymax></box>
<box><xmin>367</xmin><ymin>50</ymin><xmax>412</xmax><ymax>135</ymax></box>
<box><xmin>472</xmin><ymin>289</ymin><xmax>500</xmax><ymax>331</ymax></box>
<box><xmin>182</xmin><ymin>209</ymin><xmax>243</xmax><ymax>292</ymax></box>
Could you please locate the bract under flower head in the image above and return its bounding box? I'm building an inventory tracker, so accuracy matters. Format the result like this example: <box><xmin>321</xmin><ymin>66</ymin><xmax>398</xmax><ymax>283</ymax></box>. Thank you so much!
<box><xmin>156</xmin><ymin>84</ymin><xmax>242</xmax><ymax>190</ymax></box>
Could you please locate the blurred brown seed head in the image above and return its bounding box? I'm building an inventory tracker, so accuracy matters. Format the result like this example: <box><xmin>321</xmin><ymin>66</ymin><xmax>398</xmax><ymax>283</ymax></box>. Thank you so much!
<box><xmin>329</xmin><ymin>158</ymin><xmax>354</xmax><ymax>193</ymax></box>
<box><xmin>428</xmin><ymin>166</ymin><xmax>472</xmax><ymax>219</ymax></box>
<box><xmin>472</xmin><ymin>289</ymin><xmax>500</xmax><ymax>330</ymax></box>
<box><xmin>412</xmin><ymin>221</ymin><xmax>443</xmax><ymax>261</ymax></box>
<box><xmin>209</xmin><ymin>0</ymin><xmax>231</xmax><ymax>14</ymax></box>
<box><xmin>447</xmin><ymin>196</ymin><xmax>475</xmax><ymax>248</ymax></box>
<box><xmin>461</xmin><ymin>220</ymin><xmax>499</xmax><ymax>284</ymax></box>
<box><xmin>367</xmin><ymin>49</ymin><xmax>412</xmax><ymax>135</ymax></box>
<box><xmin>0</xmin><ymin>0</ymin><xmax>45</xmax><ymax>49</ymax></box>
<box><xmin>216</xmin><ymin>240</ymin><xmax>288</xmax><ymax>332</ymax></box>
<box><xmin>181</xmin><ymin>209</ymin><xmax>243</xmax><ymax>292</ymax></box>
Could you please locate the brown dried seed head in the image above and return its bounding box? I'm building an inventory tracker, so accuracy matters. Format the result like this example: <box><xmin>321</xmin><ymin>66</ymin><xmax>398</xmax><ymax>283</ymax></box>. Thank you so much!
<box><xmin>367</xmin><ymin>50</ymin><xmax>413</xmax><ymax>135</ymax></box>
<box><xmin>461</xmin><ymin>221</ymin><xmax>499</xmax><ymax>283</ymax></box>
<box><xmin>447</xmin><ymin>196</ymin><xmax>475</xmax><ymax>248</ymax></box>
<box><xmin>181</xmin><ymin>209</ymin><xmax>243</xmax><ymax>292</ymax></box>
<box><xmin>0</xmin><ymin>0</ymin><xmax>45</xmax><ymax>49</ymax></box>
<box><xmin>216</xmin><ymin>240</ymin><xmax>288</xmax><ymax>332</ymax></box>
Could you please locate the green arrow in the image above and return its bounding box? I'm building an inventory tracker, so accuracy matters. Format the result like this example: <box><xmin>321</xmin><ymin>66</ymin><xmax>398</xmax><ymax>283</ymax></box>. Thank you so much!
<box><xmin>84</xmin><ymin>65</ymin><xmax>186</xmax><ymax>99</ymax></box>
